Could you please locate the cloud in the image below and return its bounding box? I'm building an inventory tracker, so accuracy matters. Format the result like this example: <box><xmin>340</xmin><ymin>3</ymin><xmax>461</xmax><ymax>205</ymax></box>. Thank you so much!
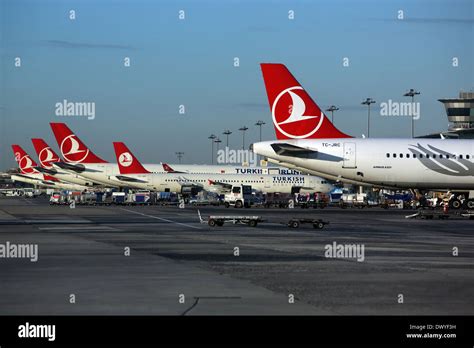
<box><xmin>43</xmin><ymin>40</ymin><xmax>135</xmax><ymax>50</ymax></box>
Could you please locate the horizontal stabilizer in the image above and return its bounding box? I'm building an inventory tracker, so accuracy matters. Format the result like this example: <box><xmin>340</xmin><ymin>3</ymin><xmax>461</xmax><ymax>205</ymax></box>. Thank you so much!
<box><xmin>271</xmin><ymin>143</ymin><xmax>317</xmax><ymax>156</ymax></box>
<box><xmin>34</xmin><ymin>166</ymin><xmax>57</xmax><ymax>175</ymax></box>
<box><xmin>54</xmin><ymin>162</ymin><xmax>86</xmax><ymax>173</ymax></box>
<box><xmin>115</xmin><ymin>175</ymin><xmax>149</xmax><ymax>183</ymax></box>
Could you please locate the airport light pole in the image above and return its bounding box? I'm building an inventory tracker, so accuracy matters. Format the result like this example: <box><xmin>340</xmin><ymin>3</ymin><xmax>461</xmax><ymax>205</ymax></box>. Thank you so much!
<box><xmin>214</xmin><ymin>137</ymin><xmax>222</xmax><ymax>154</ymax></box>
<box><xmin>208</xmin><ymin>134</ymin><xmax>216</xmax><ymax>164</ymax></box>
<box><xmin>223</xmin><ymin>130</ymin><xmax>232</xmax><ymax>148</ymax></box>
<box><xmin>361</xmin><ymin>98</ymin><xmax>376</xmax><ymax>138</ymax></box>
<box><xmin>239</xmin><ymin>126</ymin><xmax>248</xmax><ymax>150</ymax></box>
<box><xmin>325</xmin><ymin>105</ymin><xmax>339</xmax><ymax>124</ymax></box>
<box><xmin>403</xmin><ymin>89</ymin><xmax>420</xmax><ymax>138</ymax></box>
<box><xmin>175</xmin><ymin>152</ymin><xmax>184</xmax><ymax>164</ymax></box>
<box><xmin>255</xmin><ymin>120</ymin><xmax>266</xmax><ymax>141</ymax></box>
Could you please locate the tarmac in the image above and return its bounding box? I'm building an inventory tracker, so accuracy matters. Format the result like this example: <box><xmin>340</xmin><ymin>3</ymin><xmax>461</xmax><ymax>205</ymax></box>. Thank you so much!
<box><xmin>0</xmin><ymin>196</ymin><xmax>472</xmax><ymax>315</ymax></box>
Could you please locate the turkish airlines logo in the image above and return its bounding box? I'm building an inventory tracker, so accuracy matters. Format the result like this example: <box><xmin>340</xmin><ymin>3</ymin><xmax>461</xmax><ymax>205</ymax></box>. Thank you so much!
<box><xmin>15</xmin><ymin>152</ymin><xmax>36</xmax><ymax>174</ymax></box>
<box><xmin>39</xmin><ymin>147</ymin><xmax>59</xmax><ymax>169</ymax></box>
<box><xmin>119</xmin><ymin>152</ymin><xmax>133</xmax><ymax>167</ymax></box>
<box><xmin>272</xmin><ymin>86</ymin><xmax>324</xmax><ymax>139</ymax></box>
<box><xmin>60</xmin><ymin>135</ymin><xmax>89</xmax><ymax>163</ymax></box>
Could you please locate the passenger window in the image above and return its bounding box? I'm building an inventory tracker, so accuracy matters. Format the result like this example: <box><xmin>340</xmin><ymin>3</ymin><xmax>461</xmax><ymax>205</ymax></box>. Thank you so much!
<box><xmin>412</xmin><ymin>154</ymin><xmax>416</xmax><ymax>158</ymax></box>
<box><xmin>386</xmin><ymin>153</ymin><xmax>390</xmax><ymax>158</ymax></box>
<box><xmin>459</xmin><ymin>155</ymin><xmax>463</xmax><ymax>159</ymax></box>
<box><xmin>393</xmin><ymin>153</ymin><xmax>396</xmax><ymax>158</ymax></box>
<box><xmin>400</xmin><ymin>154</ymin><xmax>403</xmax><ymax>158</ymax></box>
<box><xmin>467</xmin><ymin>155</ymin><xmax>470</xmax><ymax>159</ymax></box>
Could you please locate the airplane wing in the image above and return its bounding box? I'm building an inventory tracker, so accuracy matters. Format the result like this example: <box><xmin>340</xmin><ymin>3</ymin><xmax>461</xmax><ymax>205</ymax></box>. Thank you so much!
<box><xmin>114</xmin><ymin>175</ymin><xmax>149</xmax><ymax>183</ymax></box>
<box><xmin>207</xmin><ymin>179</ymin><xmax>233</xmax><ymax>190</ymax></box>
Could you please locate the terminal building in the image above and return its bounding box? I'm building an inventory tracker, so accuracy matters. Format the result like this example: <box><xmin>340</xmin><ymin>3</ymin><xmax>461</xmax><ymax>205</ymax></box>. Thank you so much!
<box><xmin>421</xmin><ymin>91</ymin><xmax>474</xmax><ymax>138</ymax></box>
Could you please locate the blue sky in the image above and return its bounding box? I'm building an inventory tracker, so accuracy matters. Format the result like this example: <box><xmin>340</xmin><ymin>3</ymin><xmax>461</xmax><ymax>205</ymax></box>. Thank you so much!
<box><xmin>1</xmin><ymin>0</ymin><xmax>472</xmax><ymax>169</ymax></box>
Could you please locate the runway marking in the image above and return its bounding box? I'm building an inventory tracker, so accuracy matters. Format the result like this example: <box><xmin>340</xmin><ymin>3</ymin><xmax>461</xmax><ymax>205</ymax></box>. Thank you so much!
<box><xmin>25</xmin><ymin>219</ymin><xmax>90</xmax><ymax>224</ymax></box>
<box><xmin>38</xmin><ymin>226</ymin><xmax>119</xmax><ymax>231</ymax></box>
<box><xmin>38</xmin><ymin>226</ymin><xmax>122</xmax><ymax>232</ymax></box>
<box><xmin>120</xmin><ymin>208</ymin><xmax>202</xmax><ymax>230</ymax></box>
<box><xmin>21</xmin><ymin>198</ymin><xmax>37</xmax><ymax>205</ymax></box>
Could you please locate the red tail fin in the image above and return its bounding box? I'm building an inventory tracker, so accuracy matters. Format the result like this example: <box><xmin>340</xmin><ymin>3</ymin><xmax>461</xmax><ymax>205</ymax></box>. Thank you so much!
<box><xmin>113</xmin><ymin>142</ymin><xmax>150</xmax><ymax>174</ymax></box>
<box><xmin>31</xmin><ymin>138</ymin><xmax>62</xmax><ymax>169</ymax></box>
<box><xmin>49</xmin><ymin>123</ymin><xmax>107</xmax><ymax>164</ymax></box>
<box><xmin>11</xmin><ymin>145</ymin><xmax>39</xmax><ymax>175</ymax></box>
<box><xmin>260</xmin><ymin>63</ymin><xmax>351</xmax><ymax>139</ymax></box>
<box><xmin>162</xmin><ymin>163</ymin><xmax>175</xmax><ymax>172</ymax></box>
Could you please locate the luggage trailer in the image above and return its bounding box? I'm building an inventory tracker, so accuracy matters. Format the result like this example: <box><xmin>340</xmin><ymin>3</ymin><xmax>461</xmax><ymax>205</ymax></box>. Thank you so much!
<box><xmin>198</xmin><ymin>210</ymin><xmax>264</xmax><ymax>227</ymax></box>
<box><xmin>197</xmin><ymin>210</ymin><xmax>329</xmax><ymax>229</ymax></box>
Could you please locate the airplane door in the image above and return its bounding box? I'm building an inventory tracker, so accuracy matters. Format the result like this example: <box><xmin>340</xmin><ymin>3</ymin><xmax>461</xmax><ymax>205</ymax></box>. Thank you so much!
<box><xmin>343</xmin><ymin>143</ymin><xmax>357</xmax><ymax>168</ymax></box>
<box><xmin>105</xmin><ymin>165</ymin><xmax>113</xmax><ymax>178</ymax></box>
<box><xmin>264</xmin><ymin>176</ymin><xmax>272</xmax><ymax>189</ymax></box>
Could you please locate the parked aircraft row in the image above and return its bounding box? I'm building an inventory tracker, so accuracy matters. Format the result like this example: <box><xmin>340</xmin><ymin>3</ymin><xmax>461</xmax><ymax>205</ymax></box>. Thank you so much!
<box><xmin>251</xmin><ymin>63</ymin><xmax>474</xmax><ymax>206</ymax></box>
<box><xmin>11</xmin><ymin>63</ymin><xmax>471</xmax><ymax>204</ymax></box>
<box><xmin>10</xmin><ymin>123</ymin><xmax>334</xmax><ymax>195</ymax></box>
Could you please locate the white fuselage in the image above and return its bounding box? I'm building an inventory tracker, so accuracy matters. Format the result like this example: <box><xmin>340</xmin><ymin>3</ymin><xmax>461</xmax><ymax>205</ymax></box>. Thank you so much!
<box><xmin>44</xmin><ymin>169</ymin><xmax>96</xmax><ymax>187</ymax></box>
<box><xmin>10</xmin><ymin>174</ymin><xmax>47</xmax><ymax>187</ymax></box>
<box><xmin>55</xmin><ymin>163</ymin><xmax>304</xmax><ymax>188</ymax></box>
<box><xmin>10</xmin><ymin>174</ymin><xmax>87</xmax><ymax>191</ymax></box>
<box><xmin>112</xmin><ymin>172</ymin><xmax>334</xmax><ymax>194</ymax></box>
<box><xmin>252</xmin><ymin>138</ymin><xmax>474</xmax><ymax>190</ymax></box>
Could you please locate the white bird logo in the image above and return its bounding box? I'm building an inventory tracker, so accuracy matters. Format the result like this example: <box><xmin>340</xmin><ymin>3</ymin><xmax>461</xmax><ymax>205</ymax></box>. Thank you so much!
<box><xmin>60</xmin><ymin>135</ymin><xmax>89</xmax><ymax>163</ymax></box>
<box><xmin>39</xmin><ymin>147</ymin><xmax>58</xmax><ymax>168</ymax></box>
<box><xmin>272</xmin><ymin>86</ymin><xmax>324</xmax><ymax>139</ymax></box>
<box><xmin>278</xmin><ymin>91</ymin><xmax>318</xmax><ymax>125</ymax></box>
<box><xmin>119</xmin><ymin>152</ymin><xmax>133</xmax><ymax>167</ymax></box>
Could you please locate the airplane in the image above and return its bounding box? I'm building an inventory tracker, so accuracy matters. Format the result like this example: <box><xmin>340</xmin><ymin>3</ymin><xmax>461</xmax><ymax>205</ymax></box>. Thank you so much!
<box><xmin>31</xmin><ymin>138</ymin><xmax>97</xmax><ymax>187</ymax></box>
<box><xmin>161</xmin><ymin>162</ymin><xmax>300</xmax><ymax>176</ymax></box>
<box><xmin>250</xmin><ymin>63</ymin><xmax>474</xmax><ymax>208</ymax></box>
<box><xmin>10</xmin><ymin>145</ymin><xmax>87</xmax><ymax>191</ymax></box>
<box><xmin>48</xmin><ymin>122</ymin><xmax>307</xmax><ymax>187</ymax></box>
<box><xmin>112</xmin><ymin>141</ymin><xmax>335</xmax><ymax>195</ymax></box>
